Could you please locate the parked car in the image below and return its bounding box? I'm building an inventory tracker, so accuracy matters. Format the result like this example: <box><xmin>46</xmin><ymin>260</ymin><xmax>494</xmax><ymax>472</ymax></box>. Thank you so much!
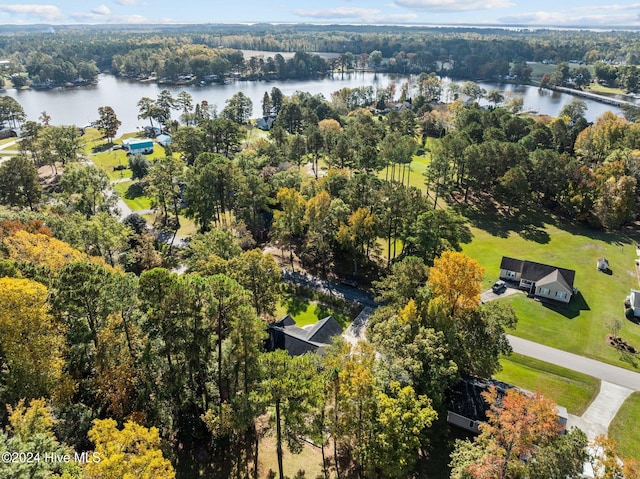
<box><xmin>340</xmin><ymin>279</ymin><xmax>358</xmax><ymax>288</ymax></box>
<box><xmin>491</xmin><ymin>280</ymin><xmax>507</xmax><ymax>294</ymax></box>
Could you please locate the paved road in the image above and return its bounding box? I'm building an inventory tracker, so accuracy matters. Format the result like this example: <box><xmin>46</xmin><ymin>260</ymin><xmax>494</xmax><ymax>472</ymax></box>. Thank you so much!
<box><xmin>508</xmin><ymin>335</ymin><xmax>640</xmax><ymax>391</ymax></box>
<box><xmin>281</xmin><ymin>269</ymin><xmax>378</xmax><ymax>308</ymax></box>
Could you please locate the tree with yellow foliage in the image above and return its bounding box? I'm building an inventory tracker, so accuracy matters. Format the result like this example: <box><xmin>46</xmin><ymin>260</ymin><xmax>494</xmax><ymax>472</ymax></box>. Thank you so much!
<box><xmin>0</xmin><ymin>277</ymin><xmax>68</xmax><ymax>403</ymax></box>
<box><xmin>84</xmin><ymin>419</ymin><xmax>175</xmax><ymax>479</ymax></box>
<box><xmin>3</xmin><ymin>230</ymin><xmax>86</xmax><ymax>274</ymax></box>
<box><xmin>0</xmin><ymin>398</ymin><xmax>83</xmax><ymax>478</ymax></box>
<box><xmin>429</xmin><ymin>251</ymin><xmax>484</xmax><ymax>317</ymax></box>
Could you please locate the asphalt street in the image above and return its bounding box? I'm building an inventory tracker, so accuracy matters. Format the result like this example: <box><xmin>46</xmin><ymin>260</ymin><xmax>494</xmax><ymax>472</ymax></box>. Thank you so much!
<box><xmin>508</xmin><ymin>335</ymin><xmax>640</xmax><ymax>391</ymax></box>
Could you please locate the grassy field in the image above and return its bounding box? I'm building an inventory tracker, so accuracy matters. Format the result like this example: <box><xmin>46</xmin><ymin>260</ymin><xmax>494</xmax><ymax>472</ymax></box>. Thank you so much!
<box><xmin>90</xmin><ymin>131</ymin><xmax>172</xmax><ymax>180</ymax></box>
<box><xmin>495</xmin><ymin>353</ymin><xmax>600</xmax><ymax>415</ymax></box>
<box><xmin>113</xmin><ymin>180</ymin><xmax>152</xmax><ymax>211</ymax></box>
<box><xmin>525</xmin><ymin>62</ymin><xmax>559</xmax><ymax>83</ymax></box>
<box><xmin>0</xmin><ymin>137</ymin><xmax>18</xmax><ymax>149</ymax></box>
<box><xmin>609</xmin><ymin>392</ymin><xmax>640</xmax><ymax>461</ymax></box>
<box><xmin>275</xmin><ymin>292</ymin><xmax>353</xmax><ymax>328</ymax></box>
<box><xmin>587</xmin><ymin>83</ymin><xmax>627</xmax><ymax>96</ymax></box>
<box><xmin>91</xmin><ymin>149</ymin><xmax>133</xmax><ymax>180</ymax></box>
<box><xmin>460</xmin><ymin>205</ymin><xmax>640</xmax><ymax>371</ymax></box>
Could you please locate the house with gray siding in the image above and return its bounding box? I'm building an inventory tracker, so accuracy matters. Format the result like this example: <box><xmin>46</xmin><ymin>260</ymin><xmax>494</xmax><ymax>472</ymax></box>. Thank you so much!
<box><xmin>499</xmin><ymin>256</ymin><xmax>576</xmax><ymax>304</ymax></box>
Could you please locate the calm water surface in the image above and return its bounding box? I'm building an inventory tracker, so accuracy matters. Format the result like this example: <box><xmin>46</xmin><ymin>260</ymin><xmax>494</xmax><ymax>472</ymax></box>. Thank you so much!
<box><xmin>4</xmin><ymin>73</ymin><xmax>626</xmax><ymax>135</ymax></box>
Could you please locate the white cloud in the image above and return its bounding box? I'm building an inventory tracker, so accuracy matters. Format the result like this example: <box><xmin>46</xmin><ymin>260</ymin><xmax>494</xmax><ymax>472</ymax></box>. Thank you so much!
<box><xmin>92</xmin><ymin>5</ymin><xmax>111</xmax><ymax>15</ymax></box>
<box><xmin>292</xmin><ymin>7</ymin><xmax>382</xmax><ymax>19</ymax></box>
<box><xmin>572</xmin><ymin>3</ymin><xmax>640</xmax><ymax>12</ymax></box>
<box><xmin>498</xmin><ymin>11</ymin><xmax>640</xmax><ymax>26</ymax></box>
<box><xmin>378</xmin><ymin>13</ymin><xmax>419</xmax><ymax>22</ymax></box>
<box><xmin>293</xmin><ymin>7</ymin><xmax>418</xmax><ymax>23</ymax></box>
<box><xmin>0</xmin><ymin>4</ymin><xmax>63</xmax><ymax>21</ymax></box>
<box><xmin>113</xmin><ymin>0</ymin><xmax>140</xmax><ymax>5</ymax></box>
<box><xmin>393</xmin><ymin>0</ymin><xmax>513</xmax><ymax>12</ymax></box>
<box><xmin>292</xmin><ymin>7</ymin><xmax>419</xmax><ymax>23</ymax></box>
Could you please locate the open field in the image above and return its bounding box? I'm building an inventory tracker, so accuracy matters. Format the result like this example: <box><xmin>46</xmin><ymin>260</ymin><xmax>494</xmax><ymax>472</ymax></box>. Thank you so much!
<box><xmin>609</xmin><ymin>392</ymin><xmax>640</xmax><ymax>461</ymax></box>
<box><xmin>586</xmin><ymin>83</ymin><xmax>627</xmax><ymax>96</ymax></box>
<box><xmin>495</xmin><ymin>353</ymin><xmax>600</xmax><ymax>415</ymax></box>
<box><xmin>461</xmin><ymin>205</ymin><xmax>640</xmax><ymax>371</ymax></box>
<box><xmin>91</xmin><ymin>149</ymin><xmax>133</xmax><ymax>180</ymax></box>
<box><xmin>525</xmin><ymin>62</ymin><xmax>558</xmax><ymax>83</ymax></box>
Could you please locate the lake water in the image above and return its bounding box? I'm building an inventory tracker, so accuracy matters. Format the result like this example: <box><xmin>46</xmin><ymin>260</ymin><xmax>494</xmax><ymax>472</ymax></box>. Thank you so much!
<box><xmin>3</xmin><ymin>73</ymin><xmax>626</xmax><ymax>135</ymax></box>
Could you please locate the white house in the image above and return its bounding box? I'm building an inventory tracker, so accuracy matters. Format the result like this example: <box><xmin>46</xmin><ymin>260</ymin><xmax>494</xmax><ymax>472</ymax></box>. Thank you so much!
<box><xmin>628</xmin><ymin>290</ymin><xmax>640</xmax><ymax>317</ymax></box>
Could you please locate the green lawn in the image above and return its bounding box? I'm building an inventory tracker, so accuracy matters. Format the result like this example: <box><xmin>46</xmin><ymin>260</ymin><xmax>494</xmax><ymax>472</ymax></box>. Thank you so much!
<box><xmin>525</xmin><ymin>62</ymin><xmax>559</xmax><ymax>82</ymax></box>
<box><xmin>609</xmin><ymin>392</ymin><xmax>640</xmax><ymax>461</ymax></box>
<box><xmin>113</xmin><ymin>180</ymin><xmax>152</xmax><ymax>211</ymax></box>
<box><xmin>91</xmin><ymin>149</ymin><xmax>133</xmax><ymax>180</ymax></box>
<box><xmin>461</xmin><ymin>207</ymin><xmax>640</xmax><ymax>371</ymax></box>
<box><xmin>90</xmin><ymin>131</ymin><xmax>174</xmax><ymax>180</ymax></box>
<box><xmin>275</xmin><ymin>293</ymin><xmax>352</xmax><ymax>328</ymax></box>
<box><xmin>495</xmin><ymin>353</ymin><xmax>600</xmax><ymax>415</ymax></box>
<box><xmin>586</xmin><ymin>83</ymin><xmax>627</xmax><ymax>96</ymax></box>
<box><xmin>0</xmin><ymin>136</ymin><xmax>18</xmax><ymax>147</ymax></box>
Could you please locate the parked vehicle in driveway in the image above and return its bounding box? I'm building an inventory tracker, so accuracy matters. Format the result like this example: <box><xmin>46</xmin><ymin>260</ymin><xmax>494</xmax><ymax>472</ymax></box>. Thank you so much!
<box><xmin>492</xmin><ymin>280</ymin><xmax>507</xmax><ymax>294</ymax></box>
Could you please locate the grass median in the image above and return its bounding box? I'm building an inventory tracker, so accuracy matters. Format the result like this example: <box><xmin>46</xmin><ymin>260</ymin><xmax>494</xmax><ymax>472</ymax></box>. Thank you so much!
<box><xmin>495</xmin><ymin>353</ymin><xmax>600</xmax><ymax>415</ymax></box>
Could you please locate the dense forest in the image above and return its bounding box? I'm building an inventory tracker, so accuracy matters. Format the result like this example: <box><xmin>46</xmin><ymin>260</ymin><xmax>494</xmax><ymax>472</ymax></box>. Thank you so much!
<box><xmin>2</xmin><ymin>25</ymin><xmax>640</xmax><ymax>86</ymax></box>
<box><xmin>1</xmin><ymin>26</ymin><xmax>640</xmax><ymax>479</ymax></box>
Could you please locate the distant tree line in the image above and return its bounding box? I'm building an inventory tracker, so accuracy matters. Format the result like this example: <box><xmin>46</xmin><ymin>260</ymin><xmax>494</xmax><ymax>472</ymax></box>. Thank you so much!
<box><xmin>3</xmin><ymin>26</ymin><xmax>640</xmax><ymax>87</ymax></box>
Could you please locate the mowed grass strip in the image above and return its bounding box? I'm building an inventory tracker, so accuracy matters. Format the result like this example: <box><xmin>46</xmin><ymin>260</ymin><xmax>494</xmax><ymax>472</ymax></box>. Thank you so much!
<box><xmin>495</xmin><ymin>353</ymin><xmax>600</xmax><ymax>415</ymax></box>
<box><xmin>462</xmin><ymin>211</ymin><xmax>640</xmax><ymax>372</ymax></box>
<box><xmin>113</xmin><ymin>180</ymin><xmax>152</xmax><ymax>211</ymax></box>
<box><xmin>609</xmin><ymin>391</ymin><xmax>640</xmax><ymax>461</ymax></box>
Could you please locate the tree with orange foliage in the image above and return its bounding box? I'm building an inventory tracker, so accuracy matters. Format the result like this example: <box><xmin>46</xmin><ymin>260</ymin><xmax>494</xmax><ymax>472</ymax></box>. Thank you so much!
<box><xmin>0</xmin><ymin>219</ymin><xmax>51</xmax><ymax>240</ymax></box>
<box><xmin>429</xmin><ymin>251</ymin><xmax>484</xmax><ymax>317</ymax></box>
<box><xmin>590</xmin><ymin>434</ymin><xmax>640</xmax><ymax>479</ymax></box>
<box><xmin>450</xmin><ymin>387</ymin><xmax>587</xmax><ymax>479</ymax></box>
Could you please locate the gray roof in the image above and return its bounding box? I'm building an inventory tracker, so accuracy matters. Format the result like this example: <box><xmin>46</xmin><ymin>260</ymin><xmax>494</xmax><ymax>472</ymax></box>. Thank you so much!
<box><xmin>448</xmin><ymin>376</ymin><xmax>516</xmax><ymax>423</ymax></box>
<box><xmin>536</xmin><ymin>269</ymin><xmax>572</xmax><ymax>294</ymax></box>
<box><xmin>274</xmin><ymin>314</ymin><xmax>296</xmax><ymax>327</ymax></box>
<box><xmin>267</xmin><ymin>315</ymin><xmax>343</xmax><ymax>356</ymax></box>
<box><xmin>306</xmin><ymin>316</ymin><xmax>342</xmax><ymax>344</ymax></box>
<box><xmin>500</xmin><ymin>256</ymin><xmax>575</xmax><ymax>289</ymax></box>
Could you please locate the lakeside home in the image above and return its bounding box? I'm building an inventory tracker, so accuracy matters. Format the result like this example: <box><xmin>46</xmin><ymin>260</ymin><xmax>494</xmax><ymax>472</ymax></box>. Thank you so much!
<box><xmin>122</xmin><ymin>138</ymin><xmax>154</xmax><ymax>155</ymax></box>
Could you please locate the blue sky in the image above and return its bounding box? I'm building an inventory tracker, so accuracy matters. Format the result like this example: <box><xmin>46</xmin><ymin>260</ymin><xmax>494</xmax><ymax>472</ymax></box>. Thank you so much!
<box><xmin>0</xmin><ymin>0</ymin><xmax>639</xmax><ymax>27</ymax></box>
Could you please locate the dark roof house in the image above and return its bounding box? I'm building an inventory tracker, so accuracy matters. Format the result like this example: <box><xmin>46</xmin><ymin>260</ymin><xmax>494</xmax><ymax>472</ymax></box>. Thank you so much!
<box><xmin>446</xmin><ymin>376</ymin><xmax>568</xmax><ymax>434</ymax></box>
<box><xmin>267</xmin><ymin>315</ymin><xmax>343</xmax><ymax>356</ymax></box>
<box><xmin>499</xmin><ymin>256</ymin><xmax>576</xmax><ymax>304</ymax></box>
